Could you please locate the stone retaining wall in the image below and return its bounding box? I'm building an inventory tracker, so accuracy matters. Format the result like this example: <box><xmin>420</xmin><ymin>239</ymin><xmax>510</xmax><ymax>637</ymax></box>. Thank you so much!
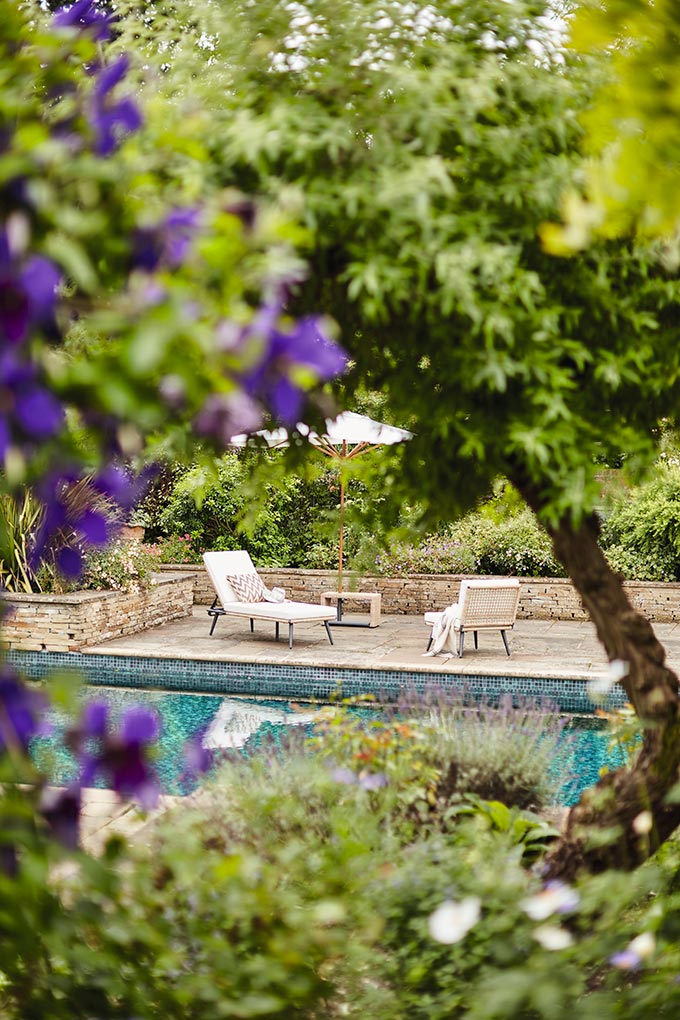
<box><xmin>1</xmin><ymin>572</ymin><xmax>194</xmax><ymax>653</ymax></box>
<box><xmin>161</xmin><ymin>563</ymin><xmax>680</xmax><ymax>623</ymax></box>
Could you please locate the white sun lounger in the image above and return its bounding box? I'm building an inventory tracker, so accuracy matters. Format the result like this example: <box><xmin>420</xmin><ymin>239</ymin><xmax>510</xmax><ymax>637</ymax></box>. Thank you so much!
<box><xmin>203</xmin><ymin>551</ymin><xmax>336</xmax><ymax>649</ymax></box>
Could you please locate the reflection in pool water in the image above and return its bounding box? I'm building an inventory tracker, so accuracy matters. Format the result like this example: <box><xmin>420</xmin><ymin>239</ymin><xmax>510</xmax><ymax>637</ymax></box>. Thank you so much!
<box><xmin>30</xmin><ymin>686</ymin><xmax>629</xmax><ymax>805</ymax></box>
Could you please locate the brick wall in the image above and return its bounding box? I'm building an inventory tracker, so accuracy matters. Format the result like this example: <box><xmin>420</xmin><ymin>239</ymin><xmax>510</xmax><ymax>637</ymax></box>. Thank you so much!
<box><xmin>1</xmin><ymin>572</ymin><xmax>194</xmax><ymax>653</ymax></box>
<box><xmin>162</xmin><ymin>564</ymin><xmax>680</xmax><ymax>623</ymax></box>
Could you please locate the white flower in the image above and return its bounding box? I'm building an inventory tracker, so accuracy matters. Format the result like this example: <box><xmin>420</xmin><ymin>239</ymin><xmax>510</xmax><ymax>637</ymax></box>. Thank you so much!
<box><xmin>520</xmin><ymin>881</ymin><xmax>580</xmax><ymax>921</ymax></box>
<box><xmin>633</xmin><ymin>810</ymin><xmax>653</xmax><ymax>835</ymax></box>
<box><xmin>628</xmin><ymin>931</ymin><xmax>656</xmax><ymax>959</ymax></box>
<box><xmin>608</xmin><ymin>659</ymin><xmax>630</xmax><ymax>682</ymax></box>
<box><xmin>587</xmin><ymin>659</ymin><xmax>630</xmax><ymax>703</ymax></box>
<box><xmin>428</xmin><ymin>897</ymin><xmax>481</xmax><ymax>944</ymax></box>
<box><xmin>533</xmin><ymin>924</ymin><xmax>574</xmax><ymax>951</ymax></box>
<box><xmin>587</xmin><ymin>676</ymin><xmax>614</xmax><ymax>701</ymax></box>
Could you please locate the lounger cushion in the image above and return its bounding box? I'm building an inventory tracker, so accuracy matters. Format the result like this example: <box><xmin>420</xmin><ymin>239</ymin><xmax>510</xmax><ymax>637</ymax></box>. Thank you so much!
<box><xmin>226</xmin><ymin>572</ymin><xmax>267</xmax><ymax>603</ymax></box>
<box><xmin>219</xmin><ymin>601</ymin><xmax>337</xmax><ymax>623</ymax></box>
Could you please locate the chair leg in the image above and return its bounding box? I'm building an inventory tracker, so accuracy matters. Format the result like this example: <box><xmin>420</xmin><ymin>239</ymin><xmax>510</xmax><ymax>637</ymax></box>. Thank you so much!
<box><xmin>275</xmin><ymin>622</ymin><xmax>280</xmax><ymax>641</ymax></box>
<box><xmin>324</xmin><ymin>620</ymin><xmax>334</xmax><ymax>646</ymax></box>
<box><xmin>426</xmin><ymin>632</ymin><xmax>433</xmax><ymax>652</ymax></box>
<box><xmin>458</xmin><ymin>631</ymin><xmax>464</xmax><ymax>658</ymax></box>
<box><xmin>289</xmin><ymin>623</ymin><xmax>294</xmax><ymax>649</ymax></box>
<box><xmin>501</xmin><ymin>630</ymin><xmax>511</xmax><ymax>656</ymax></box>
<box><xmin>473</xmin><ymin>630</ymin><xmax>478</xmax><ymax>649</ymax></box>
<box><xmin>209</xmin><ymin>613</ymin><xmax>219</xmax><ymax>636</ymax></box>
<box><xmin>250</xmin><ymin>618</ymin><xmax>254</xmax><ymax>633</ymax></box>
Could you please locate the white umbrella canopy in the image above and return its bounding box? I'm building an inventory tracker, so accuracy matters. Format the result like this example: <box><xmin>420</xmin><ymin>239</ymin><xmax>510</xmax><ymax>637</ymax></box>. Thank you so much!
<box><xmin>230</xmin><ymin>412</ymin><xmax>413</xmax><ymax>588</ymax></box>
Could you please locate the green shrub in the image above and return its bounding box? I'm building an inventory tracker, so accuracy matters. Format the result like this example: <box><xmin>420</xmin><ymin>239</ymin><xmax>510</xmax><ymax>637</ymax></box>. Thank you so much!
<box><xmin>155</xmin><ymin>453</ymin><xmax>347</xmax><ymax>567</ymax></box>
<box><xmin>599</xmin><ymin>465</ymin><xmax>680</xmax><ymax>580</ymax></box>
<box><xmin>7</xmin><ymin>728</ymin><xmax>680</xmax><ymax>1020</ymax></box>
<box><xmin>373</xmin><ymin>507</ymin><xmax>563</xmax><ymax>578</ymax></box>
<box><xmin>603</xmin><ymin>542</ymin><xmax>678</xmax><ymax>582</ymax></box>
<box><xmin>460</xmin><ymin>508</ymin><xmax>563</xmax><ymax>577</ymax></box>
<box><xmin>372</xmin><ymin>534</ymin><xmax>477</xmax><ymax>575</ymax></box>
<box><xmin>147</xmin><ymin>533</ymin><xmax>203</xmax><ymax>564</ymax></box>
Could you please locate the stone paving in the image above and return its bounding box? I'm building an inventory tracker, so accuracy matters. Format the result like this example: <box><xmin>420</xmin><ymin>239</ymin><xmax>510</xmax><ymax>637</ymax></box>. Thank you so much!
<box><xmin>84</xmin><ymin>605</ymin><xmax>680</xmax><ymax>680</ymax></box>
<box><xmin>75</xmin><ymin>607</ymin><xmax>680</xmax><ymax>849</ymax></box>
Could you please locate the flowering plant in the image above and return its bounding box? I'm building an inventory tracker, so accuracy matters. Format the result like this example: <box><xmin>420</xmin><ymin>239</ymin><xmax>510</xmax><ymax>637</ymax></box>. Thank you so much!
<box><xmin>81</xmin><ymin>538</ymin><xmax>161</xmax><ymax>593</ymax></box>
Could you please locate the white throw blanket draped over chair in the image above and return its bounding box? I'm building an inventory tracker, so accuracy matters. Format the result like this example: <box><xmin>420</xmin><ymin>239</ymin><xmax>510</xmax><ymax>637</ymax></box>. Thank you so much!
<box><xmin>424</xmin><ymin>603</ymin><xmax>461</xmax><ymax>656</ymax></box>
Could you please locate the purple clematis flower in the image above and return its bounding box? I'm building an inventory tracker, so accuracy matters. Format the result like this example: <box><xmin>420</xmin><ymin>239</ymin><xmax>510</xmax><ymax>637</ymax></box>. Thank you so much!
<box><xmin>121</xmin><ymin>706</ymin><xmax>159</xmax><ymax>745</ymax></box>
<box><xmin>70</xmin><ymin>702</ymin><xmax>161</xmax><ymax>810</ymax></box>
<box><xmin>194</xmin><ymin>391</ymin><xmax>263</xmax><ymax>446</ymax></box>
<box><xmin>240</xmin><ymin>311</ymin><xmax>348</xmax><ymax>425</ymax></box>
<box><xmin>40</xmin><ymin>785</ymin><xmax>82</xmax><ymax>851</ymax></box>
<box><xmin>88</xmin><ymin>55</ymin><xmax>142</xmax><ymax>157</ymax></box>
<box><xmin>82</xmin><ymin>701</ymin><xmax>109</xmax><ymax>738</ymax></box>
<box><xmin>0</xmin><ymin>669</ymin><xmax>49</xmax><ymax>754</ymax></box>
<box><xmin>56</xmin><ymin>546</ymin><xmax>83</xmax><ymax>578</ymax></box>
<box><xmin>53</xmin><ymin>0</ymin><xmax>114</xmax><ymax>42</ymax></box>
<box><xmin>0</xmin><ymin>351</ymin><xmax>65</xmax><ymax>461</ymax></box>
<box><xmin>131</xmin><ymin>207</ymin><xmax>201</xmax><ymax>273</ymax></box>
<box><xmin>0</xmin><ymin>227</ymin><xmax>61</xmax><ymax>346</ymax></box>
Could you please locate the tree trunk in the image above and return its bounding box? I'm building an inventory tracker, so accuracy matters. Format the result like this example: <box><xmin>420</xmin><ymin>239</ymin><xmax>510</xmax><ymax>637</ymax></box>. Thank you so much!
<box><xmin>514</xmin><ymin>494</ymin><xmax>680</xmax><ymax>878</ymax></box>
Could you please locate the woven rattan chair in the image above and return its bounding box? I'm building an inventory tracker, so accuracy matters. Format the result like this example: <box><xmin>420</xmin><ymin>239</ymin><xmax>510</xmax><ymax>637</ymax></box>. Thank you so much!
<box><xmin>424</xmin><ymin>579</ymin><xmax>521</xmax><ymax>657</ymax></box>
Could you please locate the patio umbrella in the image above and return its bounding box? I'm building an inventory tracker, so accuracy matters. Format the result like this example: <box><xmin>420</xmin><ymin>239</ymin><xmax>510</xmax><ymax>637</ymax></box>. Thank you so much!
<box><xmin>230</xmin><ymin>411</ymin><xmax>412</xmax><ymax>589</ymax></box>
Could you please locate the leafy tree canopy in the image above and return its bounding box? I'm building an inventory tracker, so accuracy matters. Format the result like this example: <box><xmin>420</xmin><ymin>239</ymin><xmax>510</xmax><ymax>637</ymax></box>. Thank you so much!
<box><xmin>547</xmin><ymin>0</ymin><xmax>680</xmax><ymax>248</ymax></box>
<box><xmin>117</xmin><ymin>0</ymin><xmax>680</xmax><ymax>530</ymax></box>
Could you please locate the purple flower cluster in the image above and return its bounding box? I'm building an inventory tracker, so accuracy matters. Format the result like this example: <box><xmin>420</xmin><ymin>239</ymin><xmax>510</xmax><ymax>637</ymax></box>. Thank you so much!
<box><xmin>51</xmin><ymin>3</ymin><xmax>141</xmax><ymax>158</ymax></box>
<box><xmin>53</xmin><ymin>0</ymin><xmax>114</xmax><ymax>41</ymax></box>
<box><xmin>76</xmin><ymin>702</ymin><xmax>161</xmax><ymax>807</ymax></box>
<box><xmin>240</xmin><ymin>308</ymin><xmax>348</xmax><ymax>425</ymax></box>
<box><xmin>29</xmin><ymin>465</ymin><xmax>154</xmax><ymax>578</ymax></box>
<box><xmin>40</xmin><ymin>700</ymin><xmax>162</xmax><ymax>849</ymax></box>
<box><xmin>0</xmin><ymin>222</ymin><xmax>65</xmax><ymax>467</ymax></box>
<box><xmin>0</xmin><ymin>666</ymin><xmax>48</xmax><ymax>755</ymax></box>
<box><xmin>88</xmin><ymin>54</ymin><xmax>142</xmax><ymax>157</ymax></box>
<box><xmin>132</xmin><ymin>207</ymin><xmax>201</xmax><ymax>273</ymax></box>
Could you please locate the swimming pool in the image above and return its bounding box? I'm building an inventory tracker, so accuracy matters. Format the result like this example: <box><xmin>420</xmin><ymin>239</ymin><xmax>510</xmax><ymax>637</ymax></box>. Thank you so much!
<box><xmin>10</xmin><ymin>649</ymin><xmax>629</xmax><ymax>807</ymax></box>
<box><xmin>29</xmin><ymin>683</ymin><xmax>629</xmax><ymax>807</ymax></box>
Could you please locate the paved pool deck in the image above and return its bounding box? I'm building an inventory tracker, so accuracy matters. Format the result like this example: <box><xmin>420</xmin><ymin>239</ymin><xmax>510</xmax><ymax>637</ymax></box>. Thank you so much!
<box><xmin>72</xmin><ymin>609</ymin><xmax>680</xmax><ymax>852</ymax></box>
<box><xmin>82</xmin><ymin>606</ymin><xmax>680</xmax><ymax>681</ymax></box>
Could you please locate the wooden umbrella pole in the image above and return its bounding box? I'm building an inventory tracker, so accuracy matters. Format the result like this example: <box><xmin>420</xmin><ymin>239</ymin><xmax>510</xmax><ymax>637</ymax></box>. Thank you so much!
<box><xmin>338</xmin><ymin>441</ymin><xmax>346</xmax><ymax>590</ymax></box>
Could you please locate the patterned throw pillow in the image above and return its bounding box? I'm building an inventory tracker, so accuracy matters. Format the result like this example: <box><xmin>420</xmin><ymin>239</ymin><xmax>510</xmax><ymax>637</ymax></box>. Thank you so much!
<box><xmin>226</xmin><ymin>572</ymin><xmax>267</xmax><ymax>603</ymax></box>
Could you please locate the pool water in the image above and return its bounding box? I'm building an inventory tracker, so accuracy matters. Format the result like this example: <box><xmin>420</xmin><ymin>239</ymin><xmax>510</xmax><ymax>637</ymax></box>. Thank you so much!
<box><xmin>30</xmin><ymin>686</ymin><xmax>629</xmax><ymax>805</ymax></box>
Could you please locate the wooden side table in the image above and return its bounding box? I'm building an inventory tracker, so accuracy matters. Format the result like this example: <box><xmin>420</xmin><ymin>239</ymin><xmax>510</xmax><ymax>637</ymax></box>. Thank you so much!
<box><xmin>320</xmin><ymin>590</ymin><xmax>382</xmax><ymax>628</ymax></box>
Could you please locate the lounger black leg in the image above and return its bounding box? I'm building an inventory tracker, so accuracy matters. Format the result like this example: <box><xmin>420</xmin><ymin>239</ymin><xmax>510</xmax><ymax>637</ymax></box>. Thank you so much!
<box><xmin>208</xmin><ymin>597</ymin><xmax>220</xmax><ymax>636</ymax></box>
<box><xmin>501</xmin><ymin>630</ymin><xmax>511</xmax><ymax>656</ymax></box>
<box><xmin>275</xmin><ymin>622</ymin><xmax>280</xmax><ymax>641</ymax></box>
<box><xmin>473</xmin><ymin>630</ymin><xmax>478</xmax><ymax>649</ymax></box>
<box><xmin>250</xmin><ymin>618</ymin><xmax>254</xmax><ymax>633</ymax></box>
<box><xmin>324</xmin><ymin>620</ymin><xmax>334</xmax><ymax>646</ymax></box>
<box><xmin>426</xmin><ymin>633</ymin><xmax>433</xmax><ymax>652</ymax></box>
<box><xmin>289</xmin><ymin>623</ymin><xmax>294</xmax><ymax>649</ymax></box>
<box><xmin>458</xmin><ymin>631</ymin><xmax>464</xmax><ymax>657</ymax></box>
